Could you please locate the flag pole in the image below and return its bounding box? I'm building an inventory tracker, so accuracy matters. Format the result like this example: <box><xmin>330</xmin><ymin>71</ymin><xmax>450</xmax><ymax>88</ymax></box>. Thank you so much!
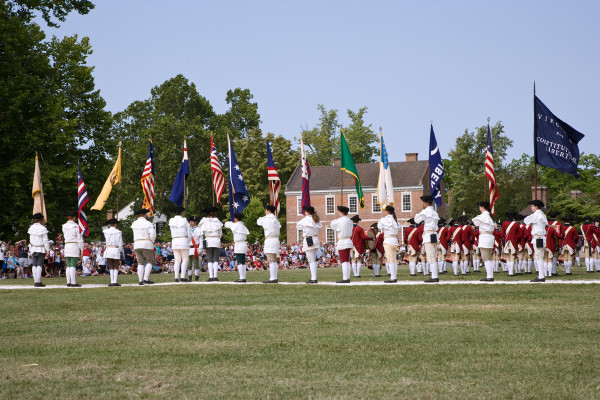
<box><xmin>533</xmin><ymin>81</ymin><xmax>538</xmax><ymax>200</ymax></box>
<box><xmin>183</xmin><ymin>139</ymin><xmax>187</xmax><ymax>217</ymax></box>
<box><xmin>340</xmin><ymin>131</ymin><xmax>344</xmax><ymax>210</ymax></box>
<box><xmin>116</xmin><ymin>142</ymin><xmax>121</xmax><ymax>219</ymax></box>
<box><xmin>484</xmin><ymin>117</ymin><xmax>489</xmax><ymax>201</ymax></box>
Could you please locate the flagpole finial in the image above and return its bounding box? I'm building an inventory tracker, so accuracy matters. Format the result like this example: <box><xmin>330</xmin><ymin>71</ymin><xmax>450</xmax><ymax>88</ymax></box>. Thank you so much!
<box><xmin>379</xmin><ymin>126</ymin><xmax>382</xmax><ymax>133</ymax></box>
<box><xmin>487</xmin><ymin>117</ymin><xmax>490</xmax><ymax>123</ymax></box>
<box><xmin>430</xmin><ymin>119</ymin><xmax>433</xmax><ymax>125</ymax></box>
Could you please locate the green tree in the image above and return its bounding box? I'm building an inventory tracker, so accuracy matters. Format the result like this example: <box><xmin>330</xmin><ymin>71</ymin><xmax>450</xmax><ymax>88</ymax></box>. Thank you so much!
<box><xmin>211</xmin><ymin>88</ymin><xmax>261</xmax><ymax>139</ymax></box>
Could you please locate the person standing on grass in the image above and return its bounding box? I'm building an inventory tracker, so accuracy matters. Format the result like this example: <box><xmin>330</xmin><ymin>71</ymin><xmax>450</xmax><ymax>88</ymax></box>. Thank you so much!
<box><xmin>524</xmin><ymin>200</ymin><xmax>548</xmax><ymax>282</ymax></box>
<box><xmin>367</xmin><ymin>224</ymin><xmax>385</xmax><ymax>277</ymax></box>
<box><xmin>560</xmin><ymin>216</ymin><xmax>578</xmax><ymax>275</ymax></box>
<box><xmin>404</xmin><ymin>218</ymin><xmax>420</xmax><ymax>276</ymax></box>
<box><xmin>169</xmin><ymin>206</ymin><xmax>192</xmax><ymax>283</ymax></box>
<box><xmin>296</xmin><ymin>206</ymin><xmax>323</xmax><ymax>284</ymax></box>
<box><xmin>187</xmin><ymin>216</ymin><xmax>203</xmax><ymax>281</ymax></box>
<box><xmin>199</xmin><ymin>206</ymin><xmax>223</xmax><ymax>282</ymax></box>
<box><xmin>331</xmin><ymin>206</ymin><xmax>353</xmax><ymax>283</ymax></box>
<box><xmin>104</xmin><ymin>218</ymin><xmax>123</xmax><ymax>286</ymax></box>
<box><xmin>350</xmin><ymin>215</ymin><xmax>369</xmax><ymax>278</ymax></box>
<box><xmin>131</xmin><ymin>209</ymin><xmax>157</xmax><ymax>285</ymax></box>
<box><xmin>437</xmin><ymin>218</ymin><xmax>449</xmax><ymax>275</ymax></box>
<box><xmin>501</xmin><ymin>211</ymin><xmax>520</xmax><ymax>276</ymax></box>
<box><xmin>28</xmin><ymin>213</ymin><xmax>49</xmax><ymax>287</ymax></box>
<box><xmin>414</xmin><ymin>195</ymin><xmax>440</xmax><ymax>283</ymax></box>
<box><xmin>257</xmin><ymin>204</ymin><xmax>281</xmax><ymax>283</ymax></box>
<box><xmin>62</xmin><ymin>211</ymin><xmax>83</xmax><ymax>287</ymax></box>
<box><xmin>378</xmin><ymin>205</ymin><xmax>401</xmax><ymax>283</ymax></box>
<box><xmin>472</xmin><ymin>201</ymin><xmax>496</xmax><ymax>282</ymax></box>
<box><xmin>224</xmin><ymin>213</ymin><xmax>250</xmax><ymax>283</ymax></box>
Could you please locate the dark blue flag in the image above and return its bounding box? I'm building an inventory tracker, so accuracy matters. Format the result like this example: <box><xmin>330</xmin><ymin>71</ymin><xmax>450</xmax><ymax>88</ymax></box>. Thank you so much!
<box><xmin>534</xmin><ymin>95</ymin><xmax>585</xmax><ymax>176</ymax></box>
<box><xmin>227</xmin><ymin>134</ymin><xmax>250</xmax><ymax>221</ymax></box>
<box><xmin>428</xmin><ymin>124</ymin><xmax>445</xmax><ymax>207</ymax></box>
<box><xmin>168</xmin><ymin>140</ymin><xmax>189</xmax><ymax>206</ymax></box>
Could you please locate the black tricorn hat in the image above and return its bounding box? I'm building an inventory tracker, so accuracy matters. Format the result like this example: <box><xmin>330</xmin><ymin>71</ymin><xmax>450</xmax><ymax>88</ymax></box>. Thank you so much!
<box><xmin>134</xmin><ymin>208</ymin><xmax>150</xmax><ymax>215</ymax></box>
<box><xmin>384</xmin><ymin>205</ymin><xmax>395</xmax><ymax>213</ymax></box>
<box><xmin>514</xmin><ymin>214</ymin><xmax>525</xmax><ymax>221</ymax></box>
<box><xmin>172</xmin><ymin>205</ymin><xmax>185</xmax><ymax>214</ymax></box>
<box><xmin>420</xmin><ymin>195</ymin><xmax>434</xmax><ymax>204</ymax></box>
<box><xmin>234</xmin><ymin>213</ymin><xmax>244</xmax><ymax>220</ymax></box>
<box><xmin>337</xmin><ymin>205</ymin><xmax>349</xmax><ymax>214</ymax></box>
<box><xmin>562</xmin><ymin>215</ymin><xmax>573</xmax><ymax>222</ymax></box>
<box><xmin>407</xmin><ymin>218</ymin><xmax>416</xmax><ymax>224</ymax></box>
<box><xmin>106</xmin><ymin>218</ymin><xmax>119</xmax><ymax>225</ymax></box>
<box><xmin>64</xmin><ymin>211</ymin><xmax>78</xmax><ymax>217</ymax></box>
<box><xmin>302</xmin><ymin>205</ymin><xmax>315</xmax><ymax>213</ymax></box>
<box><xmin>477</xmin><ymin>201</ymin><xmax>490</xmax><ymax>210</ymax></box>
<box><xmin>529</xmin><ymin>199</ymin><xmax>545</xmax><ymax>208</ymax></box>
<box><xmin>505</xmin><ymin>211</ymin><xmax>516</xmax><ymax>219</ymax></box>
<box><xmin>187</xmin><ymin>216</ymin><xmax>197</xmax><ymax>222</ymax></box>
<box><xmin>370</xmin><ymin>223</ymin><xmax>378</xmax><ymax>229</ymax></box>
<box><xmin>204</xmin><ymin>206</ymin><xmax>219</xmax><ymax>214</ymax></box>
<box><xmin>438</xmin><ymin>217</ymin><xmax>447</xmax><ymax>225</ymax></box>
<box><xmin>350</xmin><ymin>215</ymin><xmax>361</xmax><ymax>222</ymax></box>
<box><xmin>31</xmin><ymin>213</ymin><xmax>44</xmax><ymax>220</ymax></box>
<box><xmin>264</xmin><ymin>204</ymin><xmax>276</xmax><ymax>212</ymax></box>
<box><xmin>547</xmin><ymin>210</ymin><xmax>560</xmax><ymax>218</ymax></box>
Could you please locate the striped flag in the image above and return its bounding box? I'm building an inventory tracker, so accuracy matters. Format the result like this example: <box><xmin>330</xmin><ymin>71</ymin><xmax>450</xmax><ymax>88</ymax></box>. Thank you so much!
<box><xmin>300</xmin><ymin>136</ymin><xmax>311</xmax><ymax>208</ymax></box>
<box><xmin>141</xmin><ymin>140</ymin><xmax>155</xmax><ymax>216</ymax></box>
<box><xmin>266</xmin><ymin>140</ymin><xmax>280</xmax><ymax>215</ymax></box>
<box><xmin>485</xmin><ymin>121</ymin><xmax>499</xmax><ymax>214</ymax></box>
<box><xmin>210</xmin><ymin>136</ymin><xmax>225</xmax><ymax>206</ymax></box>
<box><xmin>77</xmin><ymin>162</ymin><xmax>89</xmax><ymax>236</ymax></box>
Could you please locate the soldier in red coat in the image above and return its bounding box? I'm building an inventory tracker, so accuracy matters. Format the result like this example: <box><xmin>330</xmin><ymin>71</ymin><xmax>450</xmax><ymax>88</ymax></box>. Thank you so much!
<box><xmin>515</xmin><ymin>215</ymin><xmax>528</xmax><ymax>275</ymax></box>
<box><xmin>544</xmin><ymin>223</ymin><xmax>563</xmax><ymax>277</ymax></box>
<box><xmin>493</xmin><ymin>225</ymin><xmax>503</xmax><ymax>273</ymax></box>
<box><xmin>404</xmin><ymin>218</ymin><xmax>421</xmax><ymax>276</ymax></box>
<box><xmin>437</xmin><ymin>218</ymin><xmax>449</xmax><ymax>274</ymax></box>
<box><xmin>580</xmin><ymin>216</ymin><xmax>597</xmax><ymax>272</ymax></box>
<box><xmin>472</xmin><ymin>224</ymin><xmax>481</xmax><ymax>272</ymax></box>
<box><xmin>367</xmin><ymin>223</ymin><xmax>385</xmax><ymax>277</ymax></box>
<box><xmin>448</xmin><ymin>219</ymin><xmax>463</xmax><ymax>276</ymax></box>
<box><xmin>501</xmin><ymin>211</ymin><xmax>520</xmax><ymax>276</ymax></box>
<box><xmin>459</xmin><ymin>216</ymin><xmax>475</xmax><ymax>275</ymax></box>
<box><xmin>523</xmin><ymin>223</ymin><xmax>534</xmax><ymax>274</ymax></box>
<box><xmin>546</xmin><ymin>211</ymin><xmax>563</xmax><ymax>275</ymax></box>
<box><xmin>560</xmin><ymin>215</ymin><xmax>579</xmax><ymax>275</ymax></box>
<box><xmin>415</xmin><ymin>223</ymin><xmax>425</xmax><ymax>274</ymax></box>
<box><xmin>350</xmin><ymin>215</ymin><xmax>370</xmax><ymax>278</ymax></box>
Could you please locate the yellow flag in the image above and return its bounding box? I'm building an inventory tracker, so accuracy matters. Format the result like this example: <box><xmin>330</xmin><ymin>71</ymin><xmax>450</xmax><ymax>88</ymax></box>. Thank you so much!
<box><xmin>32</xmin><ymin>155</ymin><xmax>47</xmax><ymax>222</ymax></box>
<box><xmin>91</xmin><ymin>144</ymin><xmax>122</xmax><ymax>211</ymax></box>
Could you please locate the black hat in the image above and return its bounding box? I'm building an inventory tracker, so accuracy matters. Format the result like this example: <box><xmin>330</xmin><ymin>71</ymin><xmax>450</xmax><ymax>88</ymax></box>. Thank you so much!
<box><xmin>264</xmin><ymin>204</ymin><xmax>276</xmax><ymax>212</ymax></box>
<box><xmin>448</xmin><ymin>219</ymin><xmax>456</xmax><ymax>225</ymax></box>
<box><xmin>529</xmin><ymin>199</ymin><xmax>545</xmax><ymax>208</ymax></box>
<box><xmin>302</xmin><ymin>205</ymin><xmax>315</xmax><ymax>213</ymax></box>
<box><xmin>562</xmin><ymin>215</ymin><xmax>573</xmax><ymax>222</ymax></box>
<box><xmin>337</xmin><ymin>205</ymin><xmax>349</xmax><ymax>214</ymax></box>
<box><xmin>505</xmin><ymin>211</ymin><xmax>516</xmax><ymax>219</ymax></box>
<box><xmin>420</xmin><ymin>195</ymin><xmax>434</xmax><ymax>204</ymax></box>
<box><xmin>438</xmin><ymin>218</ymin><xmax>446</xmax><ymax>225</ymax></box>
<box><xmin>477</xmin><ymin>201</ymin><xmax>490</xmax><ymax>210</ymax></box>
<box><xmin>384</xmin><ymin>205</ymin><xmax>395</xmax><ymax>213</ymax></box>
<box><xmin>547</xmin><ymin>210</ymin><xmax>560</xmax><ymax>218</ymax></box>
<box><xmin>514</xmin><ymin>214</ymin><xmax>525</xmax><ymax>221</ymax></box>
<box><xmin>595</xmin><ymin>216</ymin><xmax>600</xmax><ymax>223</ymax></box>
<box><xmin>407</xmin><ymin>218</ymin><xmax>416</xmax><ymax>224</ymax></box>
<box><xmin>134</xmin><ymin>208</ymin><xmax>150</xmax><ymax>215</ymax></box>
<box><xmin>106</xmin><ymin>218</ymin><xmax>119</xmax><ymax>225</ymax></box>
<box><xmin>187</xmin><ymin>216</ymin><xmax>196</xmax><ymax>222</ymax></box>
<box><xmin>64</xmin><ymin>211</ymin><xmax>78</xmax><ymax>217</ymax></box>
<box><xmin>234</xmin><ymin>213</ymin><xmax>244</xmax><ymax>221</ymax></box>
<box><xmin>204</xmin><ymin>206</ymin><xmax>219</xmax><ymax>214</ymax></box>
<box><xmin>370</xmin><ymin>223</ymin><xmax>378</xmax><ymax>229</ymax></box>
<box><xmin>31</xmin><ymin>213</ymin><xmax>44</xmax><ymax>220</ymax></box>
<box><xmin>351</xmin><ymin>215</ymin><xmax>361</xmax><ymax>222</ymax></box>
<box><xmin>172</xmin><ymin>205</ymin><xmax>185</xmax><ymax>214</ymax></box>
<box><xmin>583</xmin><ymin>216</ymin><xmax>592</xmax><ymax>222</ymax></box>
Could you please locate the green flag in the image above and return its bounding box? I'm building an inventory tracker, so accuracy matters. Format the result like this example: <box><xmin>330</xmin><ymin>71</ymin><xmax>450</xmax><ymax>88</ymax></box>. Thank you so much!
<box><xmin>340</xmin><ymin>130</ymin><xmax>365</xmax><ymax>209</ymax></box>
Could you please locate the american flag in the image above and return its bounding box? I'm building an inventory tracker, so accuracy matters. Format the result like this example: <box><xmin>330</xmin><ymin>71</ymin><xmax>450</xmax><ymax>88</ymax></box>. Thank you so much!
<box><xmin>300</xmin><ymin>136</ymin><xmax>311</xmax><ymax>208</ymax></box>
<box><xmin>141</xmin><ymin>140</ymin><xmax>155</xmax><ymax>216</ymax></box>
<box><xmin>210</xmin><ymin>136</ymin><xmax>225</xmax><ymax>206</ymax></box>
<box><xmin>266</xmin><ymin>140</ymin><xmax>280</xmax><ymax>215</ymax></box>
<box><xmin>485</xmin><ymin>121</ymin><xmax>499</xmax><ymax>214</ymax></box>
<box><xmin>77</xmin><ymin>162</ymin><xmax>89</xmax><ymax>236</ymax></box>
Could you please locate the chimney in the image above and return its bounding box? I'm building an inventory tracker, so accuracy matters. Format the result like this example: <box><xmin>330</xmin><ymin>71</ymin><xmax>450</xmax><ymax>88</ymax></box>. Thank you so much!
<box><xmin>333</xmin><ymin>158</ymin><xmax>341</xmax><ymax>167</ymax></box>
<box><xmin>405</xmin><ymin>153</ymin><xmax>418</xmax><ymax>162</ymax></box>
<box><xmin>531</xmin><ymin>186</ymin><xmax>548</xmax><ymax>207</ymax></box>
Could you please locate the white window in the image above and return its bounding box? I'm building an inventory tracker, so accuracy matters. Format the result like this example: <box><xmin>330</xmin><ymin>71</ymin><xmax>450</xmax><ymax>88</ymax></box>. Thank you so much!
<box><xmin>372</xmin><ymin>194</ymin><xmax>381</xmax><ymax>213</ymax></box>
<box><xmin>326</xmin><ymin>228</ymin><xmax>336</xmax><ymax>244</ymax></box>
<box><xmin>297</xmin><ymin>229</ymin><xmax>304</xmax><ymax>244</ymax></box>
<box><xmin>401</xmin><ymin>193</ymin><xmax>412</xmax><ymax>212</ymax></box>
<box><xmin>326</xmin><ymin>196</ymin><xmax>335</xmax><ymax>214</ymax></box>
<box><xmin>400</xmin><ymin>226</ymin><xmax>407</xmax><ymax>243</ymax></box>
<box><xmin>297</xmin><ymin>197</ymin><xmax>302</xmax><ymax>215</ymax></box>
<box><xmin>348</xmin><ymin>195</ymin><xmax>358</xmax><ymax>214</ymax></box>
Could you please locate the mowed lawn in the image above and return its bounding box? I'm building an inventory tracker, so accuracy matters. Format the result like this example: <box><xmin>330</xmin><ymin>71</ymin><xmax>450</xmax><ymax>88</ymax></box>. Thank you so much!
<box><xmin>1</xmin><ymin>268</ymin><xmax>599</xmax><ymax>399</ymax></box>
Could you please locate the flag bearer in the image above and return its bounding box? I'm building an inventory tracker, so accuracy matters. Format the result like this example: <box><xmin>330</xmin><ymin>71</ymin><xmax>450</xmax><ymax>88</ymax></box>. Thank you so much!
<box><xmin>62</xmin><ymin>211</ymin><xmax>83</xmax><ymax>287</ymax></box>
<box><xmin>524</xmin><ymin>200</ymin><xmax>548</xmax><ymax>282</ymax></box>
<box><xmin>225</xmin><ymin>213</ymin><xmax>250</xmax><ymax>283</ymax></box>
<box><xmin>28</xmin><ymin>213</ymin><xmax>49</xmax><ymax>287</ymax></box>
<box><xmin>378</xmin><ymin>205</ymin><xmax>401</xmax><ymax>283</ymax></box>
<box><xmin>296</xmin><ymin>206</ymin><xmax>322</xmax><ymax>283</ymax></box>
<box><xmin>104</xmin><ymin>218</ymin><xmax>123</xmax><ymax>286</ymax></box>
<box><xmin>331</xmin><ymin>206</ymin><xmax>353</xmax><ymax>283</ymax></box>
<box><xmin>131</xmin><ymin>208</ymin><xmax>156</xmax><ymax>285</ymax></box>
<box><xmin>472</xmin><ymin>201</ymin><xmax>495</xmax><ymax>281</ymax></box>
<box><xmin>257</xmin><ymin>204</ymin><xmax>281</xmax><ymax>283</ymax></box>
<box><xmin>169</xmin><ymin>206</ymin><xmax>192</xmax><ymax>282</ymax></box>
<box><xmin>414</xmin><ymin>195</ymin><xmax>440</xmax><ymax>282</ymax></box>
<box><xmin>199</xmin><ymin>206</ymin><xmax>223</xmax><ymax>282</ymax></box>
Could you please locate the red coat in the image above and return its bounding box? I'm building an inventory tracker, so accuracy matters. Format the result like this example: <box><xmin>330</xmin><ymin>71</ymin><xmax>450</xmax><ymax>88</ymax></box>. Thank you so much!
<box><xmin>561</xmin><ymin>224</ymin><xmax>579</xmax><ymax>252</ymax></box>
<box><xmin>501</xmin><ymin>220</ymin><xmax>520</xmax><ymax>251</ymax></box>
<box><xmin>351</xmin><ymin>225</ymin><xmax>370</xmax><ymax>254</ymax></box>
<box><xmin>545</xmin><ymin>226</ymin><xmax>563</xmax><ymax>253</ymax></box>
<box><xmin>438</xmin><ymin>226</ymin><xmax>449</xmax><ymax>250</ymax></box>
<box><xmin>367</xmin><ymin>227</ymin><xmax>385</xmax><ymax>255</ymax></box>
<box><xmin>548</xmin><ymin>220</ymin><xmax>563</xmax><ymax>248</ymax></box>
<box><xmin>461</xmin><ymin>225</ymin><xmax>475</xmax><ymax>251</ymax></box>
<box><xmin>448</xmin><ymin>225</ymin><xmax>463</xmax><ymax>249</ymax></box>
<box><xmin>404</xmin><ymin>225</ymin><xmax>422</xmax><ymax>252</ymax></box>
<box><xmin>582</xmin><ymin>223</ymin><xmax>599</xmax><ymax>248</ymax></box>
<box><xmin>493</xmin><ymin>229</ymin><xmax>503</xmax><ymax>251</ymax></box>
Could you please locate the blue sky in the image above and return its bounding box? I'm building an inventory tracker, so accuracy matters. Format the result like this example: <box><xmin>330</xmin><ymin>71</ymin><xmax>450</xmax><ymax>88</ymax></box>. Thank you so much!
<box><xmin>44</xmin><ymin>0</ymin><xmax>599</xmax><ymax>163</ymax></box>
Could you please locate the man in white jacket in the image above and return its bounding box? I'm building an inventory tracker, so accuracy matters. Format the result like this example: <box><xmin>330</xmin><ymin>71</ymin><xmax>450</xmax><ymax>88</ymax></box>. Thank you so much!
<box><xmin>414</xmin><ymin>195</ymin><xmax>440</xmax><ymax>283</ymax></box>
<box><xmin>331</xmin><ymin>206</ymin><xmax>354</xmax><ymax>283</ymax></box>
<box><xmin>225</xmin><ymin>213</ymin><xmax>250</xmax><ymax>283</ymax></box>
<box><xmin>199</xmin><ymin>206</ymin><xmax>223</xmax><ymax>282</ymax></box>
<box><xmin>103</xmin><ymin>218</ymin><xmax>123</xmax><ymax>286</ymax></box>
<box><xmin>28</xmin><ymin>213</ymin><xmax>49</xmax><ymax>287</ymax></box>
<box><xmin>472</xmin><ymin>201</ymin><xmax>496</xmax><ymax>282</ymax></box>
<box><xmin>62</xmin><ymin>211</ymin><xmax>83</xmax><ymax>287</ymax></box>
<box><xmin>257</xmin><ymin>204</ymin><xmax>281</xmax><ymax>283</ymax></box>
<box><xmin>169</xmin><ymin>206</ymin><xmax>192</xmax><ymax>283</ymax></box>
<box><xmin>131</xmin><ymin>209</ymin><xmax>157</xmax><ymax>285</ymax></box>
<box><xmin>524</xmin><ymin>199</ymin><xmax>548</xmax><ymax>282</ymax></box>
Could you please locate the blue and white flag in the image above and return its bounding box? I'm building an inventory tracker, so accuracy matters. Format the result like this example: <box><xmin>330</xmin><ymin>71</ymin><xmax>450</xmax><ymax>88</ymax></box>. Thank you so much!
<box><xmin>428</xmin><ymin>124</ymin><xmax>445</xmax><ymax>207</ymax></box>
<box><xmin>227</xmin><ymin>134</ymin><xmax>250</xmax><ymax>221</ymax></box>
<box><xmin>534</xmin><ymin>95</ymin><xmax>585</xmax><ymax>177</ymax></box>
<box><xmin>168</xmin><ymin>140</ymin><xmax>189</xmax><ymax>207</ymax></box>
<box><xmin>377</xmin><ymin>131</ymin><xmax>394</xmax><ymax>206</ymax></box>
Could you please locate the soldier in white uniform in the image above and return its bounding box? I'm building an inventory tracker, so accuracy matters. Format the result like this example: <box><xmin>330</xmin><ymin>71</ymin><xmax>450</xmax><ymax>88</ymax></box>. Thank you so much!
<box><xmin>198</xmin><ymin>206</ymin><xmax>223</xmax><ymax>282</ymax></box>
<box><xmin>28</xmin><ymin>213</ymin><xmax>49</xmax><ymax>287</ymax></box>
<box><xmin>187</xmin><ymin>216</ymin><xmax>203</xmax><ymax>281</ymax></box>
<box><xmin>257</xmin><ymin>204</ymin><xmax>281</xmax><ymax>283</ymax></box>
<box><xmin>414</xmin><ymin>195</ymin><xmax>440</xmax><ymax>283</ymax></box>
<box><xmin>296</xmin><ymin>206</ymin><xmax>323</xmax><ymax>283</ymax></box>
<box><xmin>62</xmin><ymin>211</ymin><xmax>83</xmax><ymax>287</ymax></box>
<box><xmin>524</xmin><ymin>200</ymin><xmax>548</xmax><ymax>282</ymax></box>
<box><xmin>330</xmin><ymin>206</ymin><xmax>353</xmax><ymax>283</ymax></box>
<box><xmin>378</xmin><ymin>205</ymin><xmax>401</xmax><ymax>283</ymax></box>
<box><xmin>131</xmin><ymin>208</ymin><xmax>157</xmax><ymax>285</ymax></box>
<box><xmin>103</xmin><ymin>218</ymin><xmax>123</xmax><ymax>286</ymax></box>
<box><xmin>225</xmin><ymin>213</ymin><xmax>250</xmax><ymax>282</ymax></box>
<box><xmin>169</xmin><ymin>206</ymin><xmax>192</xmax><ymax>283</ymax></box>
<box><xmin>472</xmin><ymin>201</ymin><xmax>496</xmax><ymax>282</ymax></box>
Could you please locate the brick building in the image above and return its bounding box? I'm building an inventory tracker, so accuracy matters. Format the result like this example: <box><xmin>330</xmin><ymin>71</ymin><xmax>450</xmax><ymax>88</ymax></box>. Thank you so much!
<box><xmin>284</xmin><ymin>153</ymin><xmax>446</xmax><ymax>245</ymax></box>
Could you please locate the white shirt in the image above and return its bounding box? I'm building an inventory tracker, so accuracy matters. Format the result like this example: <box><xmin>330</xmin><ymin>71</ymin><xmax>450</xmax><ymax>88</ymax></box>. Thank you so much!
<box><xmin>257</xmin><ymin>213</ymin><xmax>281</xmax><ymax>254</ymax></box>
<box><xmin>472</xmin><ymin>210</ymin><xmax>495</xmax><ymax>248</ymax></box>
<box><xmin>131</xmin><ymin>217</ymin><xmax>156</xmax><ymax>250</ymax></box>
<box><xmin>169</xmin><ymin>215</ymin><xmax>192</xmax><ymax>250</ymax></box>
<box><xmin>377</xmin><ymin>215</ymin><xmax>401</xmax><ymax>245</ymax></box>
<box><xmin>414</xmin><ymin>206</ymin><xmax>439</xmax><ymax>243</ymax></box>
<box><xmin>62</xmin><ymin>220</ymin><xmax>84</xmax><ymax>257</ymax></box>
<box><xmin>103</xmin><ymin>227</ymin><xmax>123</xmax><ymax>259</ymax></box>
<box><xmin>198</xmin><ymin>217</ymin><xmax>223</xmax><ymax>248</ymax></box>
<box><xmin>296</xmin><ymin>216</ymin><xmax>323</xmax><ymax>251</ymax></box>
<box><xmin>331</xmin><ymin>215</ymin><xmax>353</xmax><ymax>250</ymax></box>
<box><xmin>189</xmin><ymin>225</ymin><xmax>203</xmax><ymax>255</ymax></box>
<box><xmin>524</xmin><ymin>209</ymin><xmax>548</xmax><ymax>236</ymax></box>
<box><xmin>225</xmin><ymin>221</ymin><xmax>250</xmax><ymax>254</ymax></box>
<box><xmin>28</xmin><ymin>222</ymin><xmax>49</xmax><ymax>253</ymax></box>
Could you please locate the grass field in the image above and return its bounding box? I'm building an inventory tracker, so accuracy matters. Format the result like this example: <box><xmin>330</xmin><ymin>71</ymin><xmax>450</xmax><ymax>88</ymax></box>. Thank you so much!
<box><xmin>1</xmin><ymin>267</ymin><xmax>600</xmax><ymax>399</ymax></box>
